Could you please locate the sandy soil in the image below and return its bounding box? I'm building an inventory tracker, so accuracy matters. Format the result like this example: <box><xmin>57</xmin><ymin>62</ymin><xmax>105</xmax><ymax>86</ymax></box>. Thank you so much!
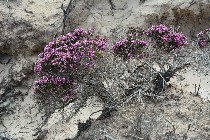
<box><xmin>170</xmin><ymin>68</ymin><xmax>210</xmax><ymax>101</ymax></box>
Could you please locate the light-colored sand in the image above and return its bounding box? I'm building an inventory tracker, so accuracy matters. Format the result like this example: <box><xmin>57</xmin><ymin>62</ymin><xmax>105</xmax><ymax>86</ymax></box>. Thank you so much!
<box><xmin>170</xmin><ymin>68</ymin><xmax>210</xmax><ymax>101</ymax></box>
<box><xmin>44</xmin><ymin>97</ymin><xmax>103</xmax><ymax>139</ymax></box>
<box><xmin>0</xmin><ymin>87</ymin><xmax>44</xmax><ymax>139</ymax></box>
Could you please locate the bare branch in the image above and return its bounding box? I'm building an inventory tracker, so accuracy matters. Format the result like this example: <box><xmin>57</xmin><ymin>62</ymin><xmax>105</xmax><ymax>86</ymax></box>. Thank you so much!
<box><xmin>61</xmin><ymin>0</ymin><xmax>75</xmax><ymax>34</ymax></box>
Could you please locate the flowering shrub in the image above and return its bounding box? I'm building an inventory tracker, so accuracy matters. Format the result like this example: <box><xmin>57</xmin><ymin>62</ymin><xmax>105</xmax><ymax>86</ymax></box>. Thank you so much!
<box><xmin>111</xmin><ymin>25</ymin><xmax>189</xmax><ymax>96</ymax></box>
<box><xmin>126</xmin><ymin>26</ymin><xmax>145</xmax><ymax>40</ymax></box>
<box><xmin>112</xmin><ymin>27</ymin><xmax>147</xmax><ymax>60</ymax></box>
<box><xmin>34</xmin><ymin>28</ymin><xmax>107</xmax><ymax>103</ymax></box>
<box><xmin>34</xmin><ymin>75</ymin><xmax>76</xmax><ymax>101</ymax></box>
<box><xmin>34</xmin><ymin>28</ymin><xmax>107</xmax><ymax>75</ymax></box>
<box><xmin>197</xmin><ymin>28</ymin><xmax>210</xmax><ymax>48</ymax></box>
<box><xmin>144</xmin><ymin>24</ymin><xmax>188</xmax><ymax>52</ymax></box>
<box><xmin>144</xmin><ymin>24</ymin><xmax>170</xmax><ymax>37</ymax></box>
<box><xmin>112</xmin><ymin>25</ymin><xmax>188</xmax><ymax>61</ymax></box>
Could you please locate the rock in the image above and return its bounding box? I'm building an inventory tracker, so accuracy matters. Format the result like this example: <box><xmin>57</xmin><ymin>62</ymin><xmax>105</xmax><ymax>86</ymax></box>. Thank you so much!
<box><xmin>9</xmin><ymin>55</ymin><xmax>33</xmax><ymax>85</ymax></box>
<box><xmin>109</xmin><ymin>0</ymin><xmax>128</xmax><ymax>10</ymax></box>
<box><xmin>0</xmin><ymin>100</ymin><xmax>10</xmax><ymax>108</ymax></box>
<box><xmin>0</xmin><ymin>52</ymin><xmax>12</xmax><ymax>64</ymax></box>
<box><xmin>145</xmin><ymin>0</ymin><xmax>210</xmax><ymax>37</ymax></box>
<box><xmin>0</xmin><ymin>136</ymin><xmax>10</xmax><ymax>140</ymax></box>
<box><xmin>42</xmin><ymin>97</ymin><xmax>103</xmax><ymax>140</ymax></box>
<box><xmin>0</xmin><ymin>0</ymin><xmax>70</xmax><ymax>55</ymax></box>
<box><xmin>35</xmin><ymin>130</ymin><xmax>48</xmax><ymax>140</ymax></box>
<box><xmin>76</xmin><ymin>119</ymin><xmax>92</xmax><ymax>138</ymax></box>
<box><xmin>65</xmin><ymin>0</ymin><xmax>92</xmax><ymax>31</ymax></box>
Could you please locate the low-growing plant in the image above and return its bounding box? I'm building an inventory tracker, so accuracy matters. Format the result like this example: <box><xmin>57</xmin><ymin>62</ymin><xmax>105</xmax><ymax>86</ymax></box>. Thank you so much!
<box><xmin>112</xmin><ymin>27</ymin><xmax>147</xmax><ymax>60</ymax></box>
<box><xmin>111</xmin><ymin>24</ymin><xmax>188</xmax><ymax>98</ymax></box>
<box><xmin>34</xmin><ymin>75</ymin><xmax>76</xmax><ymax>101</ymax></box>
<box><xmin>144</xmin><ymin>24</ymin><xmax>188</xmax><ymax>52</ymax></box>
<box><xmin>34</xmin><ymin>28</ymin><xmax>107</xmax><ymax>109</ymax></box>
<box><xmin>196</xmin><ymin>28</ymin><xmax>210</xmax><ymax>48</ymax></box>
<box><xmin>112</xmin><ymin>24</ymin><xmax>188</xmax><ymax>60</ymax></box>
<box><xmin>34</xmin><ymin>28</ymin><xmax>107</xmax><ymax>77</ymax></box>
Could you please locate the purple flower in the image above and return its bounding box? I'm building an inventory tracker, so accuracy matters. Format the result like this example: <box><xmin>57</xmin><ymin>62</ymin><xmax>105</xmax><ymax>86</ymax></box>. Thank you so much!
<box><xmin>144</xmin><ymin>24</ymin><xmax>170</xmax><ymax>36</ymax></box>
<box><xmin>112</xmin><ymin>34</ymin><xmax>147</xmax><ymax>60</ymax></box>
<box><xmin>34</xmin><ymin>28</ymin><xmax>108</xmax><ymax>101</ymax></box>
<box><xmin>197</xmin><ymin>29</ymin><xmax>210</xmax><ymax>48</ymax></box>
<box><xmin>34</xmin><ymin>75</ymin><xmax>76</xmax><ymax>100</ymax></box>
<box><xmin>34</xmin><ymin>61</ymin><xmax>42</xmax><ymax>72</ymax></box>
<box><xmin>34</xmin><ymin>28</ymin><xmax>107</xmax><ymax>74</ymax></box>
<box><xmin>144</xmin><ymin>24</ymin><xmax>188</xmax><ymax>52</ymax></box>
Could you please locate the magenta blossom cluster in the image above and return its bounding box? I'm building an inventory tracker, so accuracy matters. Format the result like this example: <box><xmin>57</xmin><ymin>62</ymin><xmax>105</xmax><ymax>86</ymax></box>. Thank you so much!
<box><xmin>34</xmin><ymin>28</ymin><xmax>107</xmax><ymax>101</ymax></box>
<box><xmin>112</xmin><ymin>27</ymin><xmax>147</xmax><ymax>60</ymax></box>
<box><xmin>197</xmin><ymin>28</ymin><xmax>210</xmax><ymax>48</ymax></box>
<box><xmin>112</xmin><ymin>38</ymin><xmax>147</xmax><ymax>60</ymax></box>
<box><xmin>160</xmin><ymin>32</ymin><xmax>188</xmax><ymax>52</ymax></box>
<box><xmin>144</xmin><ymin>24</ymin><xmax>188</xmax><ymax>52</ymax></box>
<box><xmin>144</xmin><ymin>24</ymin><xmax>170</xmax><ymax>37</ymax></box>
<box><xmin>34</xmin><ymin>75</ymin><xmax>76</xmax><ymax>101</ymax></box>
<box><xmin>34</xmin><ymin>28</ymin><xmax>107</xmax><ymax>74</ymax></box>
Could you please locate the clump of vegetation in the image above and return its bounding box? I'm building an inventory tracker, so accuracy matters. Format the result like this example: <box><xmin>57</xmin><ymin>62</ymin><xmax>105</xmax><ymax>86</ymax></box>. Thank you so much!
<box><xmin>111</xmin><ymin>24</ymin><xmax>188</xmax><ymax>96</ymax></box>
<box><xmin>144</xmin><ymin>24</ymin><xmax>188</xmax><ymax>52</ymax></box>
<box><xmin>112</xmin><ymin>27</ymin><xmax>147</xmax><ymax>60</ymax></box>
<box><xmin>34</xmin><ymin>28</ymin><xmax>107</xmax><ymax>108</ymax></box>
<box><xmin>112</xmin><ymin>24</ymin><xmax>188</xmax><ymax>61</ymax></box>
<box><xmin>34</xmin><ymin>75</ymin><xmax>76</xmax><ymax>101</ymax></box>
<box><xmin>196</xmin><ymin>28</ymin><xmax>210</xmax><ymax>48</ymax></box>
<box><xmin>34</xmin><ymin>25</ymin><xmax>210</xmax><ymax>111</ymax></box>
<box><xmin>34</xmin><ymin>28</ymin><xmax>107</xmax><ymax>76</ymax></box>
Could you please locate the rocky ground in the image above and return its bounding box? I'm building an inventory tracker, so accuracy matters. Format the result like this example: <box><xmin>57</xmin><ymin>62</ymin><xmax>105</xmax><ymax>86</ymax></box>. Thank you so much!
<box><xmin>0</xmin><ymin>0</ymin><xmax>210</xmax><ymax>140</ymax></box>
